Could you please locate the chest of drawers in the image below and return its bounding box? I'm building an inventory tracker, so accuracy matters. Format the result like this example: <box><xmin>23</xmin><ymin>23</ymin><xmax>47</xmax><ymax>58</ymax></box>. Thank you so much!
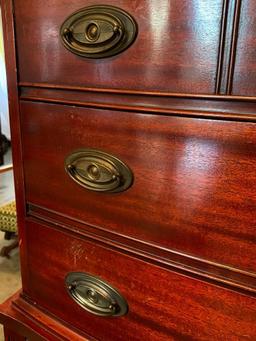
<box><xmin>0</xmin><ymin>1</ymin><xmax>256</xmax><ymax>340</ymax></box>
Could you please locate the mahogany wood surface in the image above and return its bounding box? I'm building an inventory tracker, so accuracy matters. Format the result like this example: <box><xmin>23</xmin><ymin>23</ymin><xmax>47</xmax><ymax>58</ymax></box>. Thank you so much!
<box><xmin>28</xmin><ymin>203</ymin><xmax>256</xmax><ymax>296</ymax></box>
<box><xmin>215</xmin><ymin>0</ymin><xmax>235</xmax><ymax>94</ymax></box>
<box><xmin>1</xmin><ymin>0</ymin><xmax>256</xmax><ymax>339</ymax></box>
<box><xmin>0</xmin><ymin>291</ymin><xmax>91</xmax><ymax>341</ymax></box>
<box><xmin>14</xmin><ymin>0</ymin><xmax>223</xmax><ymax>94</ymax></box>
<box><xmin>232</xmin><ymin>0</ymin><xmax>256</xmax><ymax>96</ymax></box>
<box><xmin>0</xmin><ymin>0</ymin><xmax>30</xmax><ymax>293</ymax></box>
<box><xmin>20</xmin><ymin>101</ymin><xmax>256</xmax><ymax>274</ymax></box>
<box><xmin>23</xmin><ymin>219</ymin><xmax>256</xmax><ymax>341</ymax></box>
<box><xmin>3</xmin><ymin>328</ymin><xmax>26</xmax><ymax>341</ymax></box>
<box><xmin>20</xmin><ymin>85</ymin><xmax>256</xmax><ymax>122</ymax></box>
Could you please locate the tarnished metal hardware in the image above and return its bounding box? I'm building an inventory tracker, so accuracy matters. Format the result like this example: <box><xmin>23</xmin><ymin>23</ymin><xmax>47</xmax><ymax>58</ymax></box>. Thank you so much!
<box><xmin>60</xmin><ymin>5</ymin><xmax>137</xmax><ymax>58</ymax></box>
<box><xmin>65</xmin><ymin>272</ymin><xmax>128</xmax><ymax>317</ymax></box>
<box><xmin>65</xmin><ymin>149</ymin><xmax>133</xmax><ymax>193</ymax></box>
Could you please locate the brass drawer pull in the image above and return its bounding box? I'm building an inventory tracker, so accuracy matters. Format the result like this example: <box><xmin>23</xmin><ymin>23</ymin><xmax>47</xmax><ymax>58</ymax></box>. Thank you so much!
<box><xmin>60</xmin><ymin>5</ymin><xmax>137</xmax><ymax>58</ymax></box>
<box><xmin>65</xmin><ymin>149</ymin><xmax>133</xmax><ymax>193</ymax></box>
<box><xmin>65</xmin><ymin>272</ymin><xmax>128</xmax><ymax>317</ymax></box>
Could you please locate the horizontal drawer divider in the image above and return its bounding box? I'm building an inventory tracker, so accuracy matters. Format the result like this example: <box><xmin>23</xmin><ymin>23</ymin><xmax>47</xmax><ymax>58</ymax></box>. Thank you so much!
<box><xmin>27</xmin><ymin>203</ymin><xmax>256</xmax><ymax>297</ymax></box>
<box><xmin>19</xmin><ymin>82</ymin><xmax>256</xmax><ymax>101</ymax></box>
<box><xmin>20</xmin><ymin>86</ymin><xmax>256</xmax><ymax>123</ymax></box>
<box><xmin>11</xmin><ymin>293</ymin><xmax>92</xmax><ymax>341</ymax></box>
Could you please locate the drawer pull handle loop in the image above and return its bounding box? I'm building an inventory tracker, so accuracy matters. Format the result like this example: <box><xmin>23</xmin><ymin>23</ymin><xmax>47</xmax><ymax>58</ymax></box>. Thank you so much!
<box><xmin>60</xmin><ymin>5</ymin><xmax>137</xmax><ymax>58</ymax></box>
<box><xmin>65</xmin><ymin>272</ymin><xmax>128</xmax><ymax>317</ymax></box>
<box><xmin>65</xmin><ymin>149</ymin><xmax>133</xmax><ymax>193</ymax></box>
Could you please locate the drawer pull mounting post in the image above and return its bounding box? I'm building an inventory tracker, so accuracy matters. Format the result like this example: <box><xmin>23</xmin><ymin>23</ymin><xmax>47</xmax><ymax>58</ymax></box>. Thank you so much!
<box><xmin>65</xmin><ymin>272</ymin><xmax>128</xmax><ymax>317</ymax></box>
<box><xmin>65</xmin><ymin>148</ymin><xmax>133</xmax><ymax>193</ymax></box>
<box><xmin>60</xmin><ymin>5</ymin><xmax>138</xmax><ymax>58</ymax></box>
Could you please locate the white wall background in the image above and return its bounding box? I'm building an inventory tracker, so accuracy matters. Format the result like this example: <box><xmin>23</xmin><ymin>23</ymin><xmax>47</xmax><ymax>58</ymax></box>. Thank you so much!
<box><xmin>0</xmin><ymin>8</ymin><xmax>10</xmax><ymax>140</ymax></box>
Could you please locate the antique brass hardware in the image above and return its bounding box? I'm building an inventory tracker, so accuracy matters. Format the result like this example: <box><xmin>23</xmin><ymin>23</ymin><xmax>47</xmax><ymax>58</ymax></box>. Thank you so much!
<box><xmin>60</xmin><ymin>5</ymin><xmax>137</xmax><ymax>58</ymax></box>
<box><xmin>65</xmin><ymin>272</ymin><xmax>128</xmax><ymax>317</ymax></box>
<box><xmin>65</xmin><ymin>149</ymin><xmax>133</xmax><ymax>193</ymax></box>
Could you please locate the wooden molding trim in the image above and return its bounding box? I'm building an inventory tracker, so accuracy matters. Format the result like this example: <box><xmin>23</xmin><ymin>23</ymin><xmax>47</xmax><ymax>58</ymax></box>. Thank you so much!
<box><xmin>27</xmin><ymin>204</ymin><xmax>256</xmax><ymax>297</ymax></box>
<box><xmin>0</xmin><ymin>0</ymin><xmax>30</xmax><ymax>290</ymax></box>
<box><xmin>215</xmin><ymin>0</ymin><xmax>229</xmax><ymax>94</ymax></box>
<box><xmin>226</xmin><ymin>0</ymin><xmax>242</xmax><ymax>94</ymax></box>
<box><xmin>20</xmin><ymin>86</ymin><xmax>256</xmax><ymax>123</ymax></box>
<box><xmin>0</xmin><ymin>291</ymin><xmax>90</xmax><ymax>340</ymax></box>
<box><xmin>19</xmin><ymin>82</ymin><xmax>256</xmax><ymax>102</ymax></box>
<box><xmin>215</xmin><ymin>0</ymin><xmax>242</xmax><ymax>95</ymax></box>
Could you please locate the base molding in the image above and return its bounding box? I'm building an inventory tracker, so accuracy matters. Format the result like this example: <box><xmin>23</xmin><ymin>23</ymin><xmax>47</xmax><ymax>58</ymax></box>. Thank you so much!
<box><xmin>0</xmin><ymin>291</ymin><xmax>91</xmax><ymax>340</ymax></box>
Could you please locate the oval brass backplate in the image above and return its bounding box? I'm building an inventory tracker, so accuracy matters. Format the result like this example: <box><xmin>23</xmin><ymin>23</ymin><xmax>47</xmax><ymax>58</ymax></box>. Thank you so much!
<box><xmin>60</xmin><ymin>5</ymin><xmax>138</xmax><ymax>58</ymax></box>
<box><xmin>65</xmin><ymin>149</ymin><xmax>133</xmax><ymax>193</ymax></box>
<box><xmin>66</xmin><ymin>272</ymin><xmax>128</xmax><ymax>317</ymax></box>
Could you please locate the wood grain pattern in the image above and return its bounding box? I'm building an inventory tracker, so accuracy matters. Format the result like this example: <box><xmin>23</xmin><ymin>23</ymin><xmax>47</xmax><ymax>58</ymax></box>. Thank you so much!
<box><xmin>0</xmin><ymin>291</ymin><xmax>91</xmax><ymax>340</ymax></box>
<box><xmin>215</xmin><ymin>0</ymin><xmax>237</xmax><ymax>94</ymax></box>
<box><xmin>20</xmin><ymin>85</ymin><xmax>256</xmax><ymax>122</ymax></box>
<box><xmin>23</xmin><ymin>219</ymin><xmax>256</xmax><ymax>341</ymax></box>
<box><xmin>27</xmin><ymin>204</ymin><xmax>256</xmax><ymax>296</ymax></box>
<box><xmin>3</xmin><ymin>328</ymin><xmax>26</xmax><ymax>341</ymax></box>
<box><xmin>14</xmin><ymin>0</ymin><xmax>223</xmax><ymax>94</ymax></box>
<box><xmin>0</xmin><ymin>0</ymin><xmax>29</xmax><ymax>292</ymax></box>
<box><xmin>20</xmin><ymin>101</ymin><xmax>256</xmax><ymax>274</ymax></box>
<box><xmin>2</xmin><ymin>0</ymin><xmax>256</xmax><ymax>339</ymax></box>
<box><xmin>226</xmin><ymin>0</ymin><xmax>241</xmax><ymax>94</ymax></box>
<box><xmin>232</xmin><ymin>0</ymin><xmax>256</xmax><ymax>96</ymax></box>
<box><xmin>18</xmin><ymin>81</ymin><xmax>256</xmax><ymax>101</ymax></box>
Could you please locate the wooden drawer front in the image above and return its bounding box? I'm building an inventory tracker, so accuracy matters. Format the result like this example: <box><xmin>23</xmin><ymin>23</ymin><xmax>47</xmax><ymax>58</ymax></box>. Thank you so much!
<box><xmin>14</xmin><ymin>0</ymin><xmax>223</xmax><ymax>94</ymax></box>
<box><xmin>232</xmin><ymin>0</ymin><xmax>256</xmax><ymax>96</ymax></box>
<box><xmin>20</xmin><ymin>101</ymin><xmax>256</xmax><ymax>273</ymax></box>
<box><xmin>24</xmin><ymin>220</ymin><xmax>256</xmax><ymax>340</ymax></box>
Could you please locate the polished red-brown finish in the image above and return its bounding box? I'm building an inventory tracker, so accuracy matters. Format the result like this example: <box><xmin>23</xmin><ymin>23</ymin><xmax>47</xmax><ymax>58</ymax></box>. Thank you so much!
<box><xmin>0</xmin><ymin>291</ymin><xmax>90</xmax><ymax>340</ymax></box>
<box><xmin>24</xmin><ymin>219</ymin><xmax>256</xmax><ymax>341</ymax></box>
<box><xmin>20</xmin><ymin>101</ymin><xmax>256</xmax><ymax>273</ymax></box>
<box><xmin>3</xmin><ymin>328</ymin><xmax>25</xmax><ymax>341</ymax></box>
<box><xmin>1</xmin><ymin>0</ymin><xmax>256</xmax><ymax>339</ymax></box>
<box><xmin>14</xmin><ymin>0</ymin><xmax>223</xmax><ymax>94</ymax></box>
<box><xmin>0</xmin><ymin>0</ymin><xmax>29</xmax><ymax>291</ymax></box>
<box><xmin>232</xmin><ymin>0</ymin><xmax>256</xmax><ymax>96</ymax></box>
<box><xmin>19</xmin><ymin>85</ymin><xmax>256</xmax><ymax>122</ymax></box>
